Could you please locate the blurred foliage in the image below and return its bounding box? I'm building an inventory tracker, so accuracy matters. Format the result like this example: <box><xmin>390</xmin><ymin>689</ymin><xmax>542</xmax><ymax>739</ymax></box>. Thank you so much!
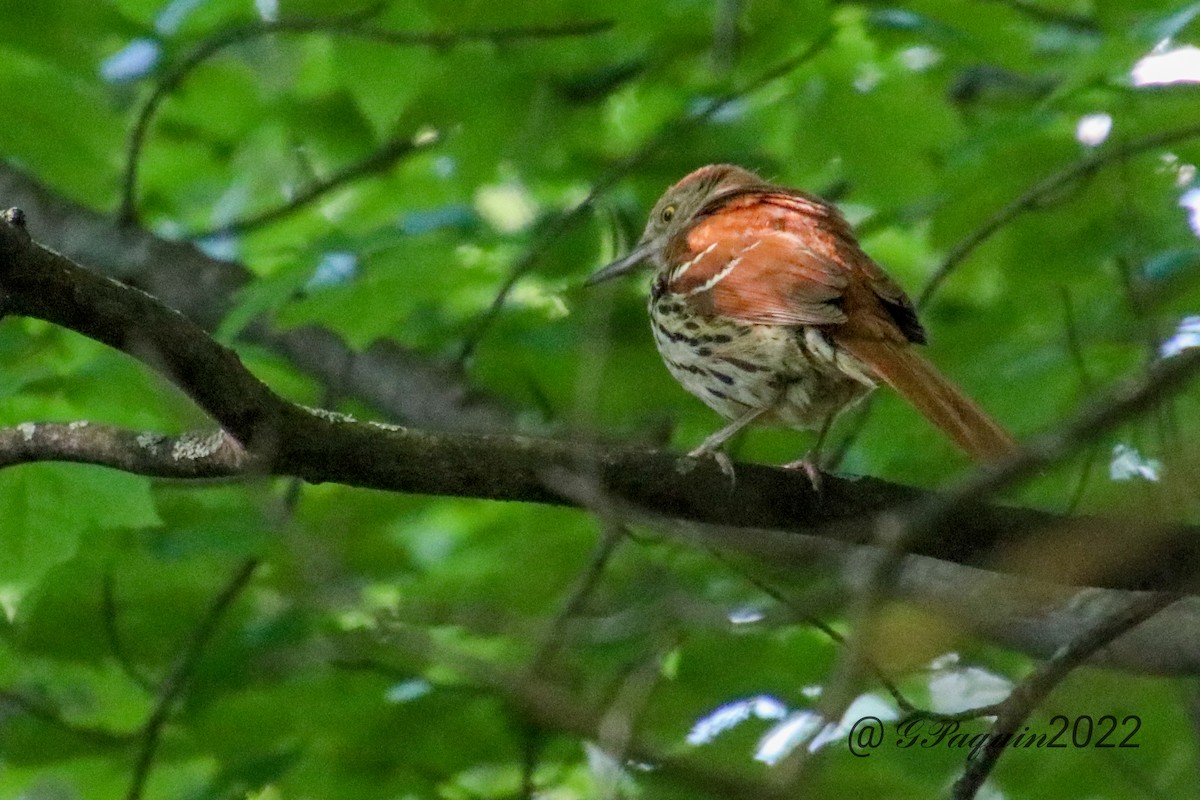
<box><xmin>2</xmin><ymin>0</ymin><xmax>1200</xmax><ymax>797</ymax></box>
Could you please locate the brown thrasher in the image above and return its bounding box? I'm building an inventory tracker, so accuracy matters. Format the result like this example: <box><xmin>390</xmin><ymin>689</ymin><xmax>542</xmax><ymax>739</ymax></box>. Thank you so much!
<box><xmin>587</xmin><ymin>164</ymin><xmax>1017</xmax><ymax>479</ymax></box>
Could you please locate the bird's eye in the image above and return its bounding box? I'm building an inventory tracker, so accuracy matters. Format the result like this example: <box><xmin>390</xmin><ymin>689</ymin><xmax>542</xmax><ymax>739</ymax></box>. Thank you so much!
<box><xmin>660</xmin><ymin>205</ymin><xmax>676</xmax><ymax>223</ymax></box>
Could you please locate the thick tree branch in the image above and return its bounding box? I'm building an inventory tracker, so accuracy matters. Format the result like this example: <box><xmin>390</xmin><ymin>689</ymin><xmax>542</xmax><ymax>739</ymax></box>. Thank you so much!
<box><xmin>0</xmin><ymin>164</ymin><xmax>512</xmax><ymax>431</ymax></box>
<box><xmin>774</xmin><ymin>531</ymin><xmax>1200</xmax><ymax>675</ymax></box>
<box><xmin>5</xmin><ymin>415</ymin><xmax>1200</xmax><ymax>673</ymax></box>
<box><xmin>3</xmin><ymin>212</ymin><xmax>1200</xmax><ymax>600</ymax></box>
<box><xmin>0</xmin><ymin>422</ymin><xmax>253</xmax><ymax>477</ymax></box>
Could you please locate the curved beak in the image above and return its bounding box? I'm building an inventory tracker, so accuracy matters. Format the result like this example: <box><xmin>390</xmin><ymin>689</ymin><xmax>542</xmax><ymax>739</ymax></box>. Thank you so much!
<box><xmin>584</xmin><ymin>242</ymin><xmax>655</xmax><ymax>286</ymax></box>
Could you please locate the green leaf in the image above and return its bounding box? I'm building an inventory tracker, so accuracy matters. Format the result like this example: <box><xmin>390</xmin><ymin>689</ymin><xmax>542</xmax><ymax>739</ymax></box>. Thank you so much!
<box><xmin>0</xmin><ymin>465</ymin><xmax>160</xmax><ymax>599</ymax></box>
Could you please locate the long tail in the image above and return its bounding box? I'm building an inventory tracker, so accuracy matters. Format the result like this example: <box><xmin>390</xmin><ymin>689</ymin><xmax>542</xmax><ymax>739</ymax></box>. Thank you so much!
<box><xmin>837</xmin><ymin>338</ymin><xmax>1018</xmax><ymax>462</ymax></box>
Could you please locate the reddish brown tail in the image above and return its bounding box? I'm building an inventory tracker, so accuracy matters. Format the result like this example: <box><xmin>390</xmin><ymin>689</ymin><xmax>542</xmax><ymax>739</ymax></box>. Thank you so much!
<box><xmin>837</xmin><ymin>338</ymin><xmax>1018</xmax><ymax>462</ymax></box>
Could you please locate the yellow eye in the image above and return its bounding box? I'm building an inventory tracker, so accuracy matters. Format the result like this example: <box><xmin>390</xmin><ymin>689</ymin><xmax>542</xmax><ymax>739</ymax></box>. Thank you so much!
<box><xmin>660</xmin><ymin>205</ymin><xmax>676</xmax><ymax>223</ymax></box>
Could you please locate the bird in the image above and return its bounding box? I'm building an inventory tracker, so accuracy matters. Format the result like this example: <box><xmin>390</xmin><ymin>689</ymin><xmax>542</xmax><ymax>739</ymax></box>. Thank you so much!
<box><xmin>586</xmin><ymin>163</ymin><xmax>1017</xmax><ymax>483</ymax></box>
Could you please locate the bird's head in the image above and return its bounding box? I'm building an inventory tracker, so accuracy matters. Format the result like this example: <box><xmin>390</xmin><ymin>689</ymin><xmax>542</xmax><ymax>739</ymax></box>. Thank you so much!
<box><xmin>586</xmin><ymin>164</ymin><xmax>764</xmax><ymax>285</ymax></box>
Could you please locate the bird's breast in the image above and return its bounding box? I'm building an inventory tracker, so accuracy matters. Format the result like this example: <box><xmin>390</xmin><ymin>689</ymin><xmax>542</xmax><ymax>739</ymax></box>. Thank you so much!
<box><xmin>648</xmin><ymin>293</ymin><xmax>876</xmax><ymax>428</ymax></box>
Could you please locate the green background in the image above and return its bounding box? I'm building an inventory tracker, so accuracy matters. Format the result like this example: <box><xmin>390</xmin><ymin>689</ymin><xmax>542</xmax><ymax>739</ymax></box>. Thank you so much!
<box><xmin>1</xmin><ymin>0</ymin><xmax>1200</xmax><ymax>797</ymax></box>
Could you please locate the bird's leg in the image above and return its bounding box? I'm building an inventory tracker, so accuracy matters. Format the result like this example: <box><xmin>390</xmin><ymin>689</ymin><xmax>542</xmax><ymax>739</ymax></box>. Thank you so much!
<box><xmin>782</xmin><ymin>411</ymin><xmax>836</xmax><ymax>491</ymax></box>
<box><xmin>685</xmin><ymin>406</ymin><xmax>769</xmax><ymax>481</ymax></box>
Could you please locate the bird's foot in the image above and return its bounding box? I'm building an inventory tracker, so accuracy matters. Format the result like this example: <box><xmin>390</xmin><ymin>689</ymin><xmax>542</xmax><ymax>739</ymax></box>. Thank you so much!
<box><xmin>683</xmin><ymin>444</ymin><xmax>736</xmax><ymax>485</ymax></box>
<box><xmin>782</xmin><ymin>455</ymin><xmax>824</xmax><ymax>493</ymax></box>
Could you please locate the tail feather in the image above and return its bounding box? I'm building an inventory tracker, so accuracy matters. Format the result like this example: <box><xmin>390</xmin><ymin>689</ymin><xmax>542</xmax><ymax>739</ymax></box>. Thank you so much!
<box><xmin>837</xmin><ymin>338</ymin><xmax>1018</xmax><ymax>462</ymax></box>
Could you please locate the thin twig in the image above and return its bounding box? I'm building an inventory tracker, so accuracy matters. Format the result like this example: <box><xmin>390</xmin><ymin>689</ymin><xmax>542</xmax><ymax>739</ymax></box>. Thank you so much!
<box><xmin>102</xmin><ymin>570</ymin><xmax>157</xmax><ymax>691</ymax></box>
<box><xmin>1113</xmin><ymin>153</ymin><xmax>1182</xmax><ymax>457</ymax></box>
<box><xmin>1058</xmin><ymin>285</ymin><xmax>1095</xmax><ymax>395</ymax></box>
<box><xmin>1058</xmin><ymin>286</ymin><xmax>1099</xmax><ymax>514</ymax></box>
<box><xmin>1113</xmin><ymin>156</ymin><xmax>1170</xmax><ymax>374</ymax></box>
<box><xmin>901</xmin><ymin>699</ymin><xmax>1005</xmax><ymax>726</ymax></box>
<box><xmin>519</xmin><ymin>723</ymin><xmax>541</xmax><ymax>800</ymax></box>
<box><xmin>455</xmin><ymin>28</ymin><xmax>835</xmax><ymax>365</ymax></box>
<box><xmin>190</xmin><ymin>131</ymin><xmax>440</xmax><ymax>239</ymax></box>
<box><xmin>824</xmin><ymin>393</ymin><xmax>875</xmax><ymax>472</ymax></box>
<box><xmin>708</xmin><ymin>547</ymin><xmax>919</xmax><ymax>714</ymax></box>
<box><xmin>528</xmin><ymin>521</ymin><xmax>625</xmax><ymax>673</ymax></box>
<box><xmin>373</xmin><ymin>621</ymin><xmax>787</xmax><ymax>800</ymax></box>
<box><xmin>711</xmin><ymin>0</ymin><xmax>743</xmax><ymax>71</ymax></box>
<box><xmin>918</xmin><ymin>122</ymin><xmax>1200</xmax><ymax>306</ymax></box>
<box><xmin>776</xmin><ymin>341</ymin><xmax>1200</xmax><ymax>788</ymax></box>
<box><xmin>981</xmin><ymin>0</ymin><xmax>1101</xmax><ymax>33</ymax></box>
<box><xmin>951</xmin><ymin>592</ymin><xmax>1180</xmax><ymax>800</ymax></box>
<box><xmin>597</xmin><ymin>635</ymin><xmax>680</xmax><ymax>767</ymax></box>
<box><xmin>0</xmin><ymin>688</ymin><xmax>137</xmax><ymax>745</ymax></box>
<box><xmin>918</xmin><ymin>340</ymin><xmax>1200</xmax><ymax>528</ymax></box>
<box><xmin>117</xmin><ymin>15</ymin><xmax>613</xmax><ymax>223</ymax></box>
<box><xmin>836</xmin><ymin>124</ymin><xmax>1200</xmax><ymax>461</ymax></box>
<box><xmin>125</xmin><ymin>558</ymin><xmax>259</xmax><ymax>800</ymax></box>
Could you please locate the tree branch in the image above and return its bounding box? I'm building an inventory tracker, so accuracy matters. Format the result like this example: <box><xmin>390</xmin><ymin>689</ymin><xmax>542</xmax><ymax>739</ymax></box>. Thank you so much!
<box><xmin>0</xmin><ymin>164</ymin><xmax>513</xmax><ymax>431</ymax></box>
<box><xmin>2</xmin><ymin>211</ymin><xmax>1200</xmax><ymax>597</ymax></box>
<box><xmin>4</xmin><ymin>209</ymin><xmax>1200</xmax><ymax>677</ymax></box>
<box><xmin>347</xmin><ymin>623</ymin><xmax>795</xmax><ymax>800</ymax></box>
<box><xmin>776</xmin><ymin>530</ymin><xmax>1200</xmax><ymax>675</ymax></box>
<box><xmin>0</xmin><ymin>422</ymin><xmax>253</xmax><ymax>477</ymax></box>
<box><xmin>0</xmin><ymin>687</ymin><xmax>136</xmax><ymax>746</ymax></box>
<box><xmin>5</xmin><ymin>413</ymin><xmax>1200</xmax><ymax>673</ymax></box>
<box><xmin>126</xmin><ymin>559</ymin><xmax>259</xmax><ymax>800</ymax></box>
<box><xmin>102</xmin><ymin>570</ymin><xmax>157</xmax><ymax>691</ymax></box>
<box><xmin>119</xmin><ymin>14</ymin><xmax>614</xmax><ymax>223</ymax></box>
<box><xmin>919</xmin><ymin>122</ymin><xmax>1200</xmax><ymax>305</ymax></box>
<box><xmin>981</xmin><ymin>0</ymin><xmax>1100</xmax><ymax>34</ymax></box>
<box><xmin>188</xmin><ymin>129</ymin><xmax>442</xmax><ymax>239</ymax></box>
<box><xmin>951</xmin><ymin>591</ymin><xmax>1180</xmax><ymax>799</ymax></box>
<box><xmin>456</xmin><ymin>28</ymin><xmax>835</xmax><ymax>364</ymax></box>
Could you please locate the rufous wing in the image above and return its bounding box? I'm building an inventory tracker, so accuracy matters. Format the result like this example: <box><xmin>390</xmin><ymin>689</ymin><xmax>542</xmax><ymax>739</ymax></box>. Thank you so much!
<box><xmin>666</xmin><ymin>209</ymin><xmax>849</xmax><ymax>326</ymax></box>
<box><xmin>670</xmin><ymin>189</ymin><xmax>1015</xmax><ymax>462</ymax></box>
<box><xmin>670</xmin><ymin>189</ymin><xmax>923</xmax><ymax>341</ymax></box>
<box><xmin>671</xmin><ymin>231</ymin><xmax>849</xmax><ymax>324</ymax></box>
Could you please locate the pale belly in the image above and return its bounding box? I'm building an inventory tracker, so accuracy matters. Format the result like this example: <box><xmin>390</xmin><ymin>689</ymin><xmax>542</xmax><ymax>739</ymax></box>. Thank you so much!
<box><xmin>649</xmin><ymin>296</ymin><xmax>877</xmax><ymax>429</ymax></box>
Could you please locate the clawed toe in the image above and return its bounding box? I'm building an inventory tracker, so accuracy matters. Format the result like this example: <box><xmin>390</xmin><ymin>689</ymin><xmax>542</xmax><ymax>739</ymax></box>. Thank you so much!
<box><xmin>782</xmin><ymin>456</ymin><xmax>824</xmax><ymax>493</ymax></box>
<box><xmin>686</xmin><ymin>446</ymin><xmax>737</xmax><ymax>485</ymax></box>
<box><xmin>713</xmin><ymin>451</ymin><xmax>735</xmax><ymax>483</ymax></box>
